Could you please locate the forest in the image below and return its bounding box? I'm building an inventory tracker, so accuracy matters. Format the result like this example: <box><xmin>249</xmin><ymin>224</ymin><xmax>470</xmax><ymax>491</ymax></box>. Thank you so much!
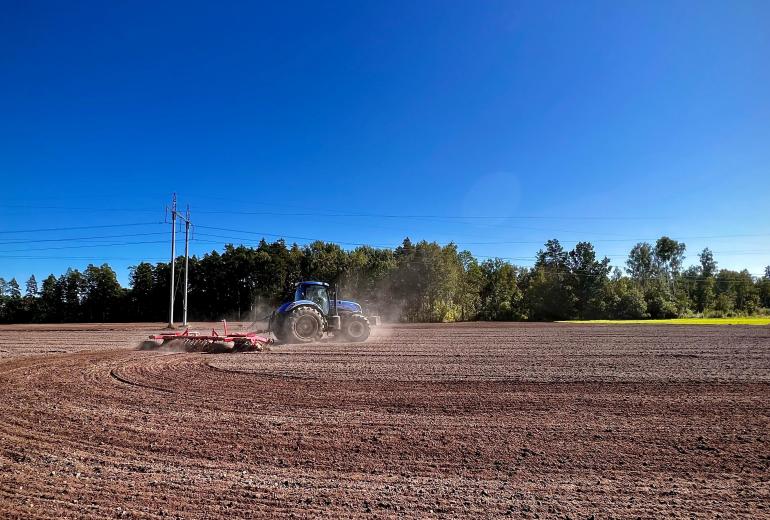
<box><xmin>1</xmin><ymin>237</ymin><xmax>769</xmax><ymax>323</ymax></box>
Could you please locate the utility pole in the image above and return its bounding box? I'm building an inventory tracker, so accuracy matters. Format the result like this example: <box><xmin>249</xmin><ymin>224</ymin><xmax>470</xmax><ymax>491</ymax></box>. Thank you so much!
<box><xmin>181</xmin><ymin>205</ymin><xmax>191</xmax><ymax>326</ymax></box>
<box><xmin>167</xmin><ymin>194</ymin><xmax>177</xmax><ymax>328</ymax></box>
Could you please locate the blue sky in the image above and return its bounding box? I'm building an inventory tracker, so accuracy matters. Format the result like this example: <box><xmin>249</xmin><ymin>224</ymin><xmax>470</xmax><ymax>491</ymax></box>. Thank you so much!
<box><xmin>1</xmin><ymin>0</ymin><xmax>769</xmax><ymax>286</ymax></box>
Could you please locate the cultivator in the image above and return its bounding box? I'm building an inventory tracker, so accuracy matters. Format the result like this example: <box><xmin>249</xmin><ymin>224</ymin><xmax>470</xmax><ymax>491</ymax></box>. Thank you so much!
<box><xmin>140</xmin><ymin>321</ymin><xmax>272</xmax><ymax>353</ymax></box>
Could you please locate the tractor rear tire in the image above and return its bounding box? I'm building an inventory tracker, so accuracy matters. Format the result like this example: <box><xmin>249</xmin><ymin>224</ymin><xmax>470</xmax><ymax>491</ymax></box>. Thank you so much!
<box><xmin>271</xmin><ymin>315</ymin><xmax>288</xmax><ymax>343</ymax></box>
<box><xmin>284</xmin><ymin>306</ymin><xmax>325</xmax><ymax>343</ymax></box>
<box><xmin>341</xmin><ymin>314</ymin><xmax>371</xmax><ymax>342</ymax></box>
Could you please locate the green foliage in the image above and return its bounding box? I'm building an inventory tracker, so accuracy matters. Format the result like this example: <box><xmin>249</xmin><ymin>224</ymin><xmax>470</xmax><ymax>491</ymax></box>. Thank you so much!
<box><xmin>525</xmin><ymin>267</ymin><xmax>576</xmax><ymax>321</ymax></box>
<box><xmin>0</xmin><ymin>236</ymin><xmax>766</xmax><ymax>324</ymax></box>
<box><xmin>7</xmin><ymin>278</ymin><xmax>21</xmax><ymax>299</ymax></box>
<box><xmin>644</xmin><ymin>279</ymin><xmax>679</xmax><ymax>319</ymax></box>
<box><xmin>301</xmin><ymin>241</ymin><xmax>350</xmax><ymax>285</ymax></box>
<box><xmin>758</xmin><ymin>267</ymin><xmax>770</xmax><ymax>309</ymax></box>
<box><xmin>389</xmin><ymin>239</ymin><xmax>466</xmax><ymax>322</ymax></box>
<box><xmin>626</xmin><ymin>237</ymin><xmax>686</xmax><ymax>286</ymax></box>
<box><xmin>602</xmin><ymin>278</ymin><xmax>648</xmax><ymax>319</ymax></box>
<box><xmin>654</xmin><ymin>237</ymin><xmax>686</xmax><ymax>277</ymax></box>
<box><xmin>714</xmin><ymin>269</ymin><xmax>759</xmax><ymax>314</ymax></box>
<box><xmin>25</xmin><ymin>275</ymin><xmax>38</xmax><ymax>298</ymax></box>
<box><xmin>709</xmin><ymin>292</ymin><xmax>736</xmax><ymax>317</ymax></box>
<box><xmin>82</xmin><ymin>264</ymin><xmax>124</xmax><ymax>321</ymax></box>
<box><xmin>525</xmin><ymin>240</ymin><xmax>576</xmax><ymax>321</ymax></box>
<box><xmin>128</xmin><ymin>262</ymin><xmax>155</xmax><ymax>321</ymax></box>
<box><xmin>696</xmin><ymin>272</ymin><xmax>716</xmax><ymax>312</ymax></box>
<box><xmin>39</xmin><ymin>274</ymin><xmax>63</xmax><ymax>321</ymax></box>
<box><xmin>626</xmin><ymin>242</ymin><xmax>655</xmax><ymax>284</ymax></box>
<box><xmin>478</xmin><ymin>259</ymin><xmax>523</xmax><ymax>320</ymax></box>
<box><xmin>567</xmin><ymin>242</ymin><xmax>611</xmax><ymax>319</ymax></box>
<box><xmin>456</xmin><ymin>251</ymin><xmax>484</xmax><ymax>321</ymax></box>
<box><xmin>699</xmin><ymin>248</ymin><xmax>717</xmax><ymax>278</ymax></box>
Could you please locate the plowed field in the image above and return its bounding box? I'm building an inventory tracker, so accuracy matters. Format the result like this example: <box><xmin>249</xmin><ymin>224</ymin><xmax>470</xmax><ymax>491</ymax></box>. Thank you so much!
<box><xmin>0</xmin><ymin>322</ymin><xmax>768</xmax><ymax>518</ymax></box>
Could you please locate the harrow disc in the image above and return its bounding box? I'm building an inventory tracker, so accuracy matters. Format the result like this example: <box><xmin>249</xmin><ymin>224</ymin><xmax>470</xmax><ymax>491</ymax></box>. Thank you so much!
<box><xmin>142</xmin><ymin>322</ymin><xmax>271</xmax><ymax>353</ymax></box>
<box><xmin>138</xmin><ymin>339</ymin><xmax>163</xmax><ymax>351</ymax></box>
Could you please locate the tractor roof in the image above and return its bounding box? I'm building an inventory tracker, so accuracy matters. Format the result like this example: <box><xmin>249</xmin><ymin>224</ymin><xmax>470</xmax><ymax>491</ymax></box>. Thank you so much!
<box><xmin>295</xmin><ymin>281</ymin><xmax>329</xmax><ymax>287</ymax></box>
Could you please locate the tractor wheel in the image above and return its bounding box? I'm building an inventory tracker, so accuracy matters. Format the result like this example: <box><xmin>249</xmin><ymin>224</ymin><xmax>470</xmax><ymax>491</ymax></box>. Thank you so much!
<box><xmin>284</xmin><ymin>306</ymin><xmax>325</xmax><ymax>343</ymax></box>
<box><xmin>271</xmin><ymin>315</ymin><xmax>288</xmax><ymax>343</ymax></box>
<box><xmin>341</xmin><ymin>314</ymin><xmax>371</xmax><ymax>342</ymax></box>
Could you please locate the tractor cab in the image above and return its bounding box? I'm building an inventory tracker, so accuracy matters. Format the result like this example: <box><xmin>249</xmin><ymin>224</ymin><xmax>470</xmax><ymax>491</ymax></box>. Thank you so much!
<box><xmin>294</xmin><ymin>281</ymin><xmax>331</xmax><ymax>315</ymax></box>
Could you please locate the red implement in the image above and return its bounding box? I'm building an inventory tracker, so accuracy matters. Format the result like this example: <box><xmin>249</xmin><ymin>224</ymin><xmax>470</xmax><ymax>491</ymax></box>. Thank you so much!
<box><xmin>141</xmin><ymin>320</ymin><xmax>272</xmax><ymax>352</ymax></box>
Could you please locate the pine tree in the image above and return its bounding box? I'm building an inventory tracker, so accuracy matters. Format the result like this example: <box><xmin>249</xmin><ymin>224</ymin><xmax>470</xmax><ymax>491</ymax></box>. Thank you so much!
<box><xmin>7</xmin><ymin>278</ymin><xmax>21</xmax><ymax>299</ymax></box>
<box><xmin>25</xmin><ymin>275</ymin><xmax>39</xmax><ymax>297</ymax></box>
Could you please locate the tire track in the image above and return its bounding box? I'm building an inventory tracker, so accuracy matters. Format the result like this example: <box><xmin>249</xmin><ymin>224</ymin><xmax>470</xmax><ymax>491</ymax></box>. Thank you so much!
<box><xmin>109</xmin><ymin>366</ymin><xmax>176</xmax><ymax>394</ymax></box>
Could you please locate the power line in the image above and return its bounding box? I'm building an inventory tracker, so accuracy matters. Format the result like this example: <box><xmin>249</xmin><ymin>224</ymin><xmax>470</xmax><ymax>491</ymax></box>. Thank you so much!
<box><xmin>193</xmin><ymin>208</ymin><xmax>671</xmax><ymax>221</ymax></box>
<box><xmin>0</xmin><ymin>202</ymin><xmax>688</xmax><ymax>241</ymax></box>
<box><xmin>0</xmin><ymin>240</ymin><xmax>169</xmax><ymax>253</ymax></box>
<box><xmin>0</xmin><ymin>255</ymin><xmax>167</xmax><ymax>261</ymax></box>
<box><xmin>1</xmin><ymin>204</ymin><xmax>765</xmax><ymax>243</ymax></box>
<box><xmin>0</xmin><ymin>231</ymin><xmax>168</xmax><ymax>246</ymax></box>
<box><xmin>194</xmin><ymin>226</ymin><xmax>392</xmax><ymax>248</ymax></box>
<box><xmin>0</xmin><ymin>222</ymin><xmax>165</xmax><ymax>235</ymax></box>
<box><xmin>0</xmin><ymin>204</ymin><xmax>161</xmax><ymax>213</ymax></box>
<box><xmin>0</xmin><ymin>201</ymin><xmax>676</xmax><ymax>221</ymax></box>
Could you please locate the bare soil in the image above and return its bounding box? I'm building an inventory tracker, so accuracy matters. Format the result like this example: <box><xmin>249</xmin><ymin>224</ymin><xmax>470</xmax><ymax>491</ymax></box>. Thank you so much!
<box><xmin>0</xmin><ymin>322</ymin><xmax>768</xmax><ymax>519</ymax></box>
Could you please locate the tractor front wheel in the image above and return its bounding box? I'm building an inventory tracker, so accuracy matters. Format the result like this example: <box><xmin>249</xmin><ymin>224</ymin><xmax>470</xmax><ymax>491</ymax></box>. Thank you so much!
<box><xmin>341</xmin><ymin>315</ymin><xmax>371</xmax><ymax>342</ymax></box>
<box><xmin>284</xmin><ymin>306</ymin><xmax>325</xmax><ymax>343</ymax></box>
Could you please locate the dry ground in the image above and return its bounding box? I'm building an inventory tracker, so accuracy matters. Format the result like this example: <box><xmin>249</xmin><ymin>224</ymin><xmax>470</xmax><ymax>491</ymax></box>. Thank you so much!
<box><xmin>0</xmin><ymin>322</ymin><xmax>768</xmax><ymax>519</ymax></box>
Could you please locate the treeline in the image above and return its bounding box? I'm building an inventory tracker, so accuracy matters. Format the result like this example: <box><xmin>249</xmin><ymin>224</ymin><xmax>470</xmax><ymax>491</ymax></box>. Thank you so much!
<box><xmin>1</xmin><ymin>237</ymin><xmax>769</xmax><ymax>323</ymax></box>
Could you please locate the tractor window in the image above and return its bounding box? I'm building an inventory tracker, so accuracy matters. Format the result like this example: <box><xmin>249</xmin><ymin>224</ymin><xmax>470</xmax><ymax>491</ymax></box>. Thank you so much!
<box><xmin>303</xmin><ymin>285</ymin><xmax>329</xmax><ymax>315</ymax></box>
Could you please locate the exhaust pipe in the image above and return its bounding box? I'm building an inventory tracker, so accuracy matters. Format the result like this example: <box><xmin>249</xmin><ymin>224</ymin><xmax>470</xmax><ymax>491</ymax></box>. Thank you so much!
<box><xmin>329</xmin><ymin>284</ymin><xmax>341</xmax><ymax>330</ymax></box>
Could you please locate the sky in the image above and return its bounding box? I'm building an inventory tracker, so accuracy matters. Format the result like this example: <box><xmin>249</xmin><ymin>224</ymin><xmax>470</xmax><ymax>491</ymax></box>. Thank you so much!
<box><xmin>1</xmin><ymin>0</ymin><xmax>769</xmax><ymax>286</ymax></box>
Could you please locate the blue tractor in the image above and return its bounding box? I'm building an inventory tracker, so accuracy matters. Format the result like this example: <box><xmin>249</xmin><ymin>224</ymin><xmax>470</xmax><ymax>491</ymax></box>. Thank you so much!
<box><xmin>270</xmin><ymin>281</ymin><xmax>380</xmax><ymax>343</ymax></box>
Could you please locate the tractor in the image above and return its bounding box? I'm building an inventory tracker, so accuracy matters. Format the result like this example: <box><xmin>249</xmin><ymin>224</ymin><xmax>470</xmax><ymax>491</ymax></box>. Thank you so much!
<box><xmin>270</xmin><ymin>281</ymin><xmax>380</xmax><ymax>343</ymax></box>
